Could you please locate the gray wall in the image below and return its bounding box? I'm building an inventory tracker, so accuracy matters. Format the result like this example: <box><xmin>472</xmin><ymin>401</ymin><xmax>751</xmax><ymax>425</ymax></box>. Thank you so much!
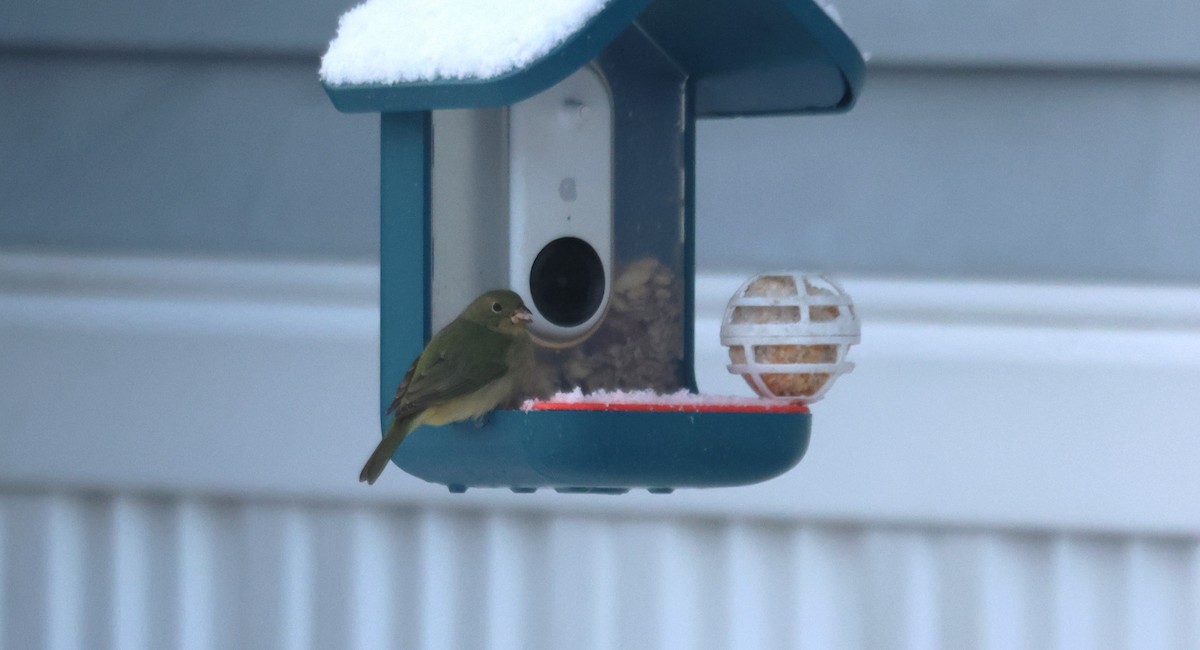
<box><xmin>3</xmin><ymin>0</ymin><xmax>1200</xmax><ymax>282</ymax></box>
<box><xmin>0</xmin><ymin>0</ymin><xmax>379</xmax><ymax>260</ymax></box>
<box><xmin>1</xmin><ymin>51</ymin><xmax>377</xmax><ymax>259</ymax></box>
<box><xmin>696</xmin><ymin>67</ymin><xmax>1200</xmax><ymax>282</ymax></box>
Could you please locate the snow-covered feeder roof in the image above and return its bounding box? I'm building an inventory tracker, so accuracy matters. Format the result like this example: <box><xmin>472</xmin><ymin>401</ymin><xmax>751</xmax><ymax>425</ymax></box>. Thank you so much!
<box><xmin>320</xmin><ymin>0</ymin><xmax>864</xmax><ymax>117</ymax></box>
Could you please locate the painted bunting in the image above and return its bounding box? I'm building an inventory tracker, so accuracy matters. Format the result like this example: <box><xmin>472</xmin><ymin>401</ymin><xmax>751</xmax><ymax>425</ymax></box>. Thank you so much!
<box><xmin>359</xmin><ymin>289</ymin><xmax>534</xmax><ymax>484</ymax></box>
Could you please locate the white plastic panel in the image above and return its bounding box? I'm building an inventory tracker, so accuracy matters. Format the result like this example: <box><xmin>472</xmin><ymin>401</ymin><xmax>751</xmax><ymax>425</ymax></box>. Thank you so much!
<box><xmin>430</xmin><ymin>108</ymin><xmax>511</xmax><ymax>331</ymax></box>
<box><xmin>508</xmin><ymin>65</ymin><xmax>614</xmax><ymax>342</ymax></box>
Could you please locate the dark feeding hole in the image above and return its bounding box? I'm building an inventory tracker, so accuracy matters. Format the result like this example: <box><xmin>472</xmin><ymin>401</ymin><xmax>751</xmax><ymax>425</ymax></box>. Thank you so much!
<box><xmin>530</xmin><ymin>236</ymin><xmax>605</xmax><ymax>327</ymax></box>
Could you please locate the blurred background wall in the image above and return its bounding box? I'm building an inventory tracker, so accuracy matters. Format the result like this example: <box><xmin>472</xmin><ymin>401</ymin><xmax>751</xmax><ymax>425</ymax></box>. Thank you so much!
<box><xmin>3</xmin><ymin>0</ymin><xmax>1200</xmax><ymax>648</ymax></box>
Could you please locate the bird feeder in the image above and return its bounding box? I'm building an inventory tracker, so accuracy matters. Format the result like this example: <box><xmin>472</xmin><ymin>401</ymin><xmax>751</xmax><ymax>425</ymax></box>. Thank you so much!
<box><xmin>320</xmin><ymin>0</ymin><xmax>864</xmax><ymax>492</ymax></box>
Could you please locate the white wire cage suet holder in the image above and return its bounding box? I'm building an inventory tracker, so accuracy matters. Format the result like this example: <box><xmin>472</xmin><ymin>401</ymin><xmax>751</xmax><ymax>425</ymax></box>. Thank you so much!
<box><xmin>721</xmin><ymin>271</ymin><xmax>860</xmax><ymax>403</ymax></box>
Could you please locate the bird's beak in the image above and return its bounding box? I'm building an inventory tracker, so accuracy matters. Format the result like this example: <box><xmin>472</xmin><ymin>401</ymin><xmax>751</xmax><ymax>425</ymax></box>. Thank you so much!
<box><xmin>511</xmin><ymin>306</ymin><xmax>533</xmax><ymax>324</ymax></box>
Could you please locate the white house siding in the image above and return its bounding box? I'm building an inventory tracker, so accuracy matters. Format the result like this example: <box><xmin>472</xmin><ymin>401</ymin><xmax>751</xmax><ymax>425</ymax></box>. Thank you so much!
<box><xmin>3</xmin><ymin>256</ymin><xmax>1200</xmax><ymax>648</ymax></box>
<box><xmin>4</xmin><ymin>0</ymin><xmax>1200</xmax><ymax>647</ymax></box>
<box><xmin>4</xmin><ymin>490</ymin><xmax>1200</xmax><ymax>650</ymax></box>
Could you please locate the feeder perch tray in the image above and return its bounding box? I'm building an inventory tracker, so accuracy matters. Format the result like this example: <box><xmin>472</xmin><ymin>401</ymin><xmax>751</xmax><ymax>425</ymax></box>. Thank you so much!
<box><xmin>396</xmin><ymin>400</ymin><xmax>811</xmax><ymax>493</ymax></box>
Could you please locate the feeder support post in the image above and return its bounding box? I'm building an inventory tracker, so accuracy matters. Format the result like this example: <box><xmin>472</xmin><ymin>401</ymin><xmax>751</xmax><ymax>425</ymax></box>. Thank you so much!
<box><xmin>379</xmin><ymin>111</ymin><xmax>433</xmax><ymax>427</ymax></box>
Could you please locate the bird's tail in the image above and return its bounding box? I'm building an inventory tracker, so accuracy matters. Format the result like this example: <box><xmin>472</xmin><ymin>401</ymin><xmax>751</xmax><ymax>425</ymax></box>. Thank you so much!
<box><xmin>359</xmin><ymin>413</ymin><xmax>418</xmax><ymax>485</ymax></box>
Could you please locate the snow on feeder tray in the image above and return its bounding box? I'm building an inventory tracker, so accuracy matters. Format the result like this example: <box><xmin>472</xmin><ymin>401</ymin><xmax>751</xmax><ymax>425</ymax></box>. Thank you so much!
<box><xmin>319</xmin><ymin>0</ymin><xmax>865</xmax><ymax>492</ymax></box>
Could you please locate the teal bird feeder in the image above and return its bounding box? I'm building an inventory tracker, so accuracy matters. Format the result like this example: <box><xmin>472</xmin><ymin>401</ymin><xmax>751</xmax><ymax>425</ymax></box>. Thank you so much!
<box><xmin>320</xmin><ymin>0</ymin><xmax>864</xmax><ymax>493</ymax></box>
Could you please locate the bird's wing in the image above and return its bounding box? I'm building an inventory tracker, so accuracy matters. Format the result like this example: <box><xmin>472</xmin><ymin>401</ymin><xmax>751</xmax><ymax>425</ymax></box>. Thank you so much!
<box><xmin>396</xmin><ymin>321</ymin><xmax>511</xmax><ymax>414</ymax></box>
<box><xmin>385</xmin><ymin>356</ymin><xmax>419</xmax><ymax>416</ymax></box>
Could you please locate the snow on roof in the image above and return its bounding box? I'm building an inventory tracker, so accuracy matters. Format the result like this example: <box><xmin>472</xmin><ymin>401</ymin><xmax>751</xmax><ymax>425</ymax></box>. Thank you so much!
<box><xmin>320</xmin><ymin>0</ymin><xmax>611</xmax><ymax>85</ymax></box>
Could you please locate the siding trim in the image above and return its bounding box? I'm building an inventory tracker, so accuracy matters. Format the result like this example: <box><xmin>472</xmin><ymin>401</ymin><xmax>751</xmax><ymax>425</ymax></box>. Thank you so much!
<box><xmin>3</xmin><ymin>251</ymin><xmax>1199</xmax><ymax>535</ymax></box>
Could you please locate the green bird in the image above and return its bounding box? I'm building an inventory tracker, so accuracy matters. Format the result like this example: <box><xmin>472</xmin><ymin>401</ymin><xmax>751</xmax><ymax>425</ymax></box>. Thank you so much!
<box><xmin>359</xmin><ymin>289</ymin><xmax>535</xmax><ymax>485</ymax></box>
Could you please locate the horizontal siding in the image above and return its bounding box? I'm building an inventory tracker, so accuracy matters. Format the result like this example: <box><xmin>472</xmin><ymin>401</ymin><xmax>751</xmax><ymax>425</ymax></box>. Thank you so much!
<box><xmin>2</xmin><ymin>255</ymin><xmax>1197</xmax><ymax>647</ymax></box>
<box><xmin>836</xmin><ymin>0</ymin><xmax>1200</xmax><ymax>69</ymax></box>
<box><xmin>3</xmin><ymin>0</ymin><xmax>1200</xmax><ymax>69</ymax></box>
<box><xmin>4</xmin><ymin>253</ymin><xmax>1200</xmax><ymax>534</ymax></box>
<box><xmin>0</xmin><ymin>0</ymin><xmax>345</xmax><ymax>54</ymax></box>
<box><xmin>3</xmin><ymin>490</ymin><xmax>1199</xmax><ymax>650</ymax></box>
<box><xmin>696</xmin><ymin>66</ymin><xmax>1200</xmax><ymax>282</ymax></box>
<box><xmin>3</xmin><ymin>60</ymin><xmax>1200</xmax><ymax>280</ymax></box>
<box><xmin>4</xmin><ymin>4</ymin><xmax>1200</xmax><ymax>648</ymax></box>
<box><xmin>0</xmin><ymin>52</ymin><xmax>379</xmax><ymax>261</ymax></box>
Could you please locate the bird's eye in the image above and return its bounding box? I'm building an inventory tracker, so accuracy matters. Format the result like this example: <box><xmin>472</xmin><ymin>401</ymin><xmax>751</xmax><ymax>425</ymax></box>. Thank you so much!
<box><xmin>491</xmin><ymin>302</ymin><xmax>502</xmax><ymax>313</ymax></box>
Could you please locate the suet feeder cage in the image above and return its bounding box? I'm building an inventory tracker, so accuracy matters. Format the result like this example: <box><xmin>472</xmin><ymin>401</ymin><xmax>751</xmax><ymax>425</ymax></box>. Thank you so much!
<box><xmin>722</xmin><ymin>272</ymin><xmax>860</xmax><ymax>402</ymax></box>
<box><xmin>321</xmin><ymin>0</ymin><xmax>865</xmax><ymax>493</ymax></box>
